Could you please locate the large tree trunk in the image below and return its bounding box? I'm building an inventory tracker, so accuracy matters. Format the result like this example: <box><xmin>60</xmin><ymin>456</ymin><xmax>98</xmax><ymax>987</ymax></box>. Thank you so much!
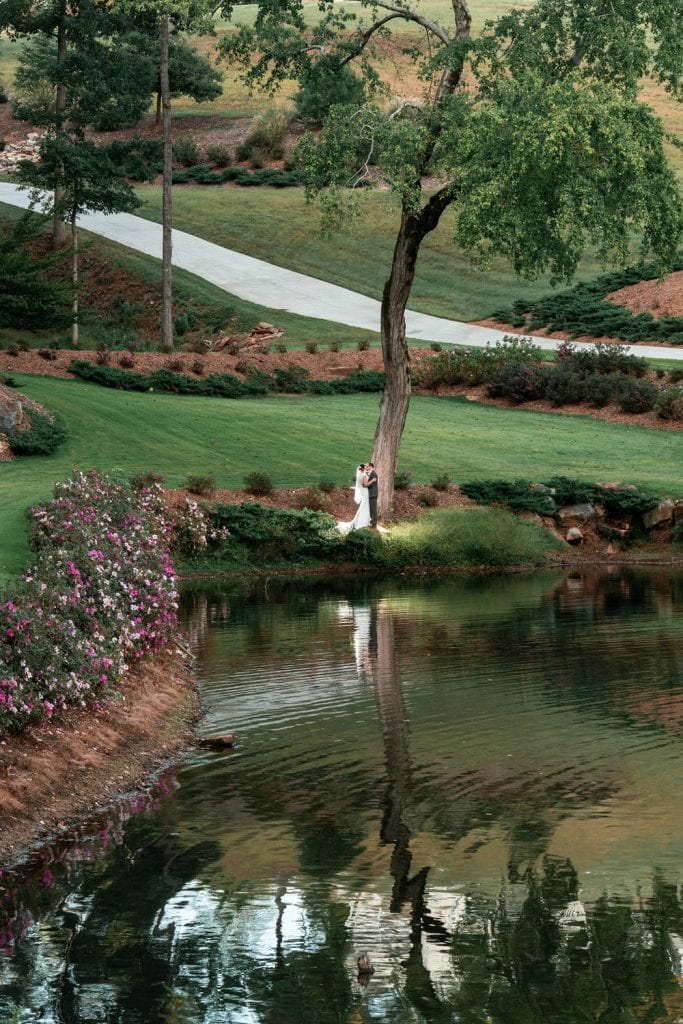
<box><xmin>373</xmin><ymin>208</ymin><xmax>422</xmax><ymax>518</ymax></box>
<box><xmin>160</xmin><ymin>11</ymin><xmax>174</xmax><ymax>351</ymax></box>
<box><xmin>53</xmin><ymin>0</ymin><xmax>67</xmax><ymax>250</ymax></box>
<box><xmin>71</xmin><ymin>217</ymin><xmax>78</xmax><ymax>347</ymax></box>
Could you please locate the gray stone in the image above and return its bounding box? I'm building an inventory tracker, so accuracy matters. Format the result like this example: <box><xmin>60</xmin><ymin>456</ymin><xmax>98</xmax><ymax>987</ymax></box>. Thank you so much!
<box><xmin>566</xmin><ymin>527</ymin><xmax>583</xmax><ymax>544</ymax></box>
<box><xmin>642</xmin><ymin>500</ymin><xmax>675</xmax><ymax>530</ymax></box>
<box><xmin>0</xmin><ymin>384</ymin><xmax>23</xmax><ymax>433</ymax></box>
<box><xmin>556</xmin><ymin>503</ymin><xmax>596</xmax><ymax>523</ymax></box>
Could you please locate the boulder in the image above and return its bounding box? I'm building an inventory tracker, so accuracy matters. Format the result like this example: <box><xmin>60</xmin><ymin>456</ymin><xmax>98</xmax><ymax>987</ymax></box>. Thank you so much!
<box><xmin>642</xmin><ymin>500</ymin><xmax>675</xmax><ymax>531</ymax></box>
<box><xmin>556</xmin><ymin>503</ymin><xmax>597</xmax><ymax>523</ymax></box>
<box><xmin>673</xmin><ymin>500</ymin><xmax>683</xmax><ymax>523</ymax></box>
<box><xmin>0</xmin><ymin>384</ymin><xmax>23</xmax><ymax>434</ymax></box>
<box><xmin>566</xmin><ymin>527</ymin><xmax>583</xmax><ymax>545</ymax></box>
<box><xmin>597</xmin><ymin>522</ymin><xmax>631</xmax><ymax>540</ymax></box>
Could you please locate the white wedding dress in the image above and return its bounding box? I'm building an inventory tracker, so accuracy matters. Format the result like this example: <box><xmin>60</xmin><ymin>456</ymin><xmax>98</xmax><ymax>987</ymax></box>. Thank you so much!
<box><xmin>336</xmin><ymin>468</ymin><xmax>371</xmax><ymax>535</ymax></box>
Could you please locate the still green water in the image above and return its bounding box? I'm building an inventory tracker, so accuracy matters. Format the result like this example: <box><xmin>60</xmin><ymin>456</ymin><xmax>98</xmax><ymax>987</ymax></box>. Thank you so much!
<box><xmin>2</xmin><ymin>570</ymin><xmax>683</xmax><ymax>1023</ymax></box>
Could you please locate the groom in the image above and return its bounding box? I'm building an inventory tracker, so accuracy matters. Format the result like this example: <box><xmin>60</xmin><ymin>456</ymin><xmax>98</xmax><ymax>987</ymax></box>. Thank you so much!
<box><xmin>365</xmin><ymin>462</ymin><xmax>378</xmax><ymax>528</ymax></box>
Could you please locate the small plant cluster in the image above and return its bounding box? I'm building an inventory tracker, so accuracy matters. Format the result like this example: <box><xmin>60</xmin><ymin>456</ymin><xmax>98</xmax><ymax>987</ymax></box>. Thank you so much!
<box><xmin>493</xmin><ymin>257</ymin><xmax>683</xmax><ymax>344</ymax></box>
<box><xmin>460</xmin><ymin>477</ymin><xmax>660</xmax><ymax>518</ymax></box>
<box><xmin>70</xmin><ymin>359</ymin><xmax>386</xmax><ymax>399</ymax></box>
<box><xmin>7</xmin><ymin>409</ymin><xmax>67</xmax><ymax>457</ymax></box>
<box><xmin>172</xmin><ymin>165</ymin><xmax>302</xmax><ymax>187</ymax></box>
<box><xmin>0</xmin><ymin>470</ymin><xmax>179</xmax><ymax>734</ymax></box>
<box><xmin>414</xmin><ymin>338</ymin><xmax>681</xmax><ymax>417</ymax></box>
<box><xmin>235</xmin><ymin>109</ymin><xmax>289</xmax><ymax>164</ymax></box>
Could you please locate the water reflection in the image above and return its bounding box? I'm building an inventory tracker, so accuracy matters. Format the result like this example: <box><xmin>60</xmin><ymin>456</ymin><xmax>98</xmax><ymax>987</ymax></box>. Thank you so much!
<box><xmin>2</xmin><ymin>570</ymin><xmax>683</xmax><ymax>1022</ymax></box>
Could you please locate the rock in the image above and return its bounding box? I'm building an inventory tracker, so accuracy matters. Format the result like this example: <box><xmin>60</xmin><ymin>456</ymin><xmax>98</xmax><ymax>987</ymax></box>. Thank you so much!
<box><xmin>0</xmin><ymin>384</ymin><xmax>23</xmax><ymax>434</ymax></box>
<box><xmin>198</xmin><ymin>732</ymin><xmax>236</xmax><ymax>749</ymax></box>
<box><xmin>254</xmin><ymin>321</ymin><xmax>276</xmax><ymax>333</ymax></box>
<box><xmin>642</xmin><ymin>500</ymin><xmax>675</xmax><ymax>531</ymax></box>
<box><xmin>530</xmin><ymin>482</ymin><xmax>556</xmax><ymax>496</ymax></box>
<box><xmin>556</xmin><ymin>503</ymin><xmax>597</xmax><ymax>523</ymax></box>
<box><xmin>597</xmin><ymin>522</ymin><xmax>630</xmax><ymax>539</ymax></box>
<box><xmin>519</xmin><ymin>511</ymin><xmax>543</xmax><ymax>524</ymax></box>
<box><xmin>673</xmin><ymin>500</ymin><xmax>683</xmax><ymax>523</ymax></box>
<box><xmin>566</xmin><ymin>527</ymin><xmax>583</xmax><ymax>545</ymax></box>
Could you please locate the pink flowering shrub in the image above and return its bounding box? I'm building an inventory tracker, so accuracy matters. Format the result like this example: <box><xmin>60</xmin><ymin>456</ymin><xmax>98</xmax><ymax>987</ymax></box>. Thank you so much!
<box><xmin>170</xmin><ymin>497</ymin><xmax>230</xmax><ymax>557</ymax></box>
<box><xmin>0</xmin><ymin>470</ymin><xmax>179</xmax><ymax>734</ymax></box>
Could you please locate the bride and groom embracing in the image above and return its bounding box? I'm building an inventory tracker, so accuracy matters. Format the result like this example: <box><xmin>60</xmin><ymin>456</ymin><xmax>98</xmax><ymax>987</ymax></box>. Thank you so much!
<box><xmin>336</xmin><ymin>463</ymin><xmax>379</xmax><ymax>535</ymax></box>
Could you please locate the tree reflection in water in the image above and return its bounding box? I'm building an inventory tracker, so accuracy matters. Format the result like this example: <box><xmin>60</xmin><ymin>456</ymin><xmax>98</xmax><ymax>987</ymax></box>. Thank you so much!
<box><xmin>2</xmin><ymin>572</ymin><xmax>683</xmax><ymax>1021</ymax></box>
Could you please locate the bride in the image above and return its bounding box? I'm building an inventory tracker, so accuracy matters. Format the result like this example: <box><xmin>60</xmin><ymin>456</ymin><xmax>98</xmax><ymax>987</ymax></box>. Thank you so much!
<box><xmin>336</xmin><ymin>464</ymin><xmax>371</xmax><ymax>535</ymax></box>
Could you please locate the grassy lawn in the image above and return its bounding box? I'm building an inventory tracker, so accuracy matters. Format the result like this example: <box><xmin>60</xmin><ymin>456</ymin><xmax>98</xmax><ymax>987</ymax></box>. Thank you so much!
<box><xmin>134</xmin><ymin>187</ymin><xmax>617</xmax><ymax>322</ymax></box>
<box><xmin>2</xmin><ymin>374</ymin><xmax>681</xmax><ymax>586</ymax></box>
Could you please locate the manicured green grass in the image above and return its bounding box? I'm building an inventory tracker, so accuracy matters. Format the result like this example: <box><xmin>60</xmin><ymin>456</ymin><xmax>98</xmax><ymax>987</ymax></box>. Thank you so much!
<box><xmin>2</xmin><ymin>374</ymin><xmax>682</xmax><ymax>586</ymax></box>
<box><xmin>134</xmin><ymin>186</ymin><xmax>616</xmax><ymax>322</ymax></box>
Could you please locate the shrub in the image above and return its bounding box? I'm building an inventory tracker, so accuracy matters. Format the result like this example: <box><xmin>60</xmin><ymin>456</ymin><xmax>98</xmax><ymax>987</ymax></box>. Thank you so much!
<box><xmin>243</xmin><ymin>471</ymin><xmax>274</xmax><ymax>496</ymax></box>
<box><xmin>274</xmin><ymin>341</ymin><xmax>288</xmax><ymax>353</ymax></box>
<box><xmin>460</xmin><ymin>479</ymin><xmax>555</xmax><ymax>515</ymax></box>
<box><xmin>184</xmin><ymin>474</ymin><xmax>216</xmax><ymax>497</ymax></box>
<box><xmin>431</xmin><ymin>473</ymin><xmax>451</xmax><ymax>491</ymax></box>
<box><xmin>318</xmin><ymin>479</ymin><xmax>336</xmax><ymax>494</ymax></box>
<box><xmin>542</xmin><ymin>476</ymin><xmax>596</xmax><ymax>506</ymax></box>
<box><xmin>1</xmin><ymin>375</ymin><xmax>17</xmax><ymax>388</ymax></box>
<box><xmin>6</xmin><ymin>344</ymin><xmax>19</xmax><ymax>357</ymax></box>
<box><xmin>237</xmin><ymin>109</ymin><xmax>289</xmax><ymax>161</ymax></box>
<box><xmin>654</xmin><ymin>387</ymin><xmax>683</xmax><ymax>421</ymax></box>
<box><xmin>119</xmin><ymin>352</ymin><xmax>135</xmax><ymax>369</ymax></box>
<box><xmin>7</xmin><ymin>411</ymin><xmax>67</xmax><ymax>456</ymax></box>
<box><xmin>295</xmin><ymin>487</ymin><xmax>331</xmax><ymax>512</ymax></box>
<box><xmin>305</xmin><ymin>340</ymin><xmax>319</xmax><ymax>354</ymax></box>
<box><xmin>541</xmin><ymin>364</ymin><xmax>584</xmax><ymax>406</ymax></box>
<box><xmin>166</xmin><ymin>357</ymin><xmax>184</xmax><ymax>373</ymax></box>
<box><xmin>583</xmin><ymin>374</ymin><xmax>616</xmax><ymax>408</ymax></box>
<box><xmin>37</xmin><ymin>347</ymin><xmax>58</xmax><ymax>361</ymax></box>
<box><xmin>95</xmin><ymin>348</ymin><xmax>110</xmax><ymax>366</ymax></box>
<box><xmin>170</xmin><ymin>498</ymin><xmax>229</xmax><ymax>558</ymax></box>
<box><xmin>210</xmin><ymin>502</ymin><xmax>340</xmax><ymax>563</ymax></box>
<box><xmin>0</xmin><ymin>470</ymin><xmax>178</xmax><ymax>733</ymax></box>
<box><xmin>206</xmin><ymin>142</ymin><xmax>231</xmax><ymax>166</ymax></box>
<box><xmin>430</xmin><ymin>343</ymin><xmax>442</xmax><ymax>352</ymax></box>
<box><xmin>328</xmin><ymin>340</ymin><xmax>342</xmax><ymax>353</ymax></box>
<box><xmin>596</xmin><ymin>486</ymin><xmax>659</xmax><ymax>517</ymax></box>
<box><xmin>394</xmin><ymin>469</ymin><xmax>413</xmax><ymax>490</ymax></box>
<box><xmin>616</xmin><ymin>377</ymin><xmax>658</xmax><ymax>414</ymax></box>
<box><xmin>419</xmin><ymin>491</ymin><xmax>438</xmax><ymax>508</ymax></box>
<box><xmin>191</xmin><ymin>358</ymin><xmax>205</xmax><ymax>376</ymax></box>
<box><xmin>487</xmin><ymin>361</ymin><xmax>545</xmax><ymax>403</ymax></box>
<box><xmin>672</xmin><ymin>519</ymin><xmax>683</xmax><ymax>545</ymax></box>
<box><xmin>670</xmin><ymin>368</ymin><xmax>683</xmax><ymax>384</ymax></box>
<box><xmin>130</xmin><ymin>471</ymin><xmax>165</xmax><ymax>490</ymax></box>
<box><xmin>357</xmin><ymin>339</ymin><xmax>371</xmax><ymax>352</ymax></box>
<box><xmin>294</xmin><ymin>58</ymin><xmax>366</xmax><ymax>125</ymax></box>
<box><xmin>173</xmin><ymin>132</ymin><xmax>200</xmax><ymax>167</ymax></box>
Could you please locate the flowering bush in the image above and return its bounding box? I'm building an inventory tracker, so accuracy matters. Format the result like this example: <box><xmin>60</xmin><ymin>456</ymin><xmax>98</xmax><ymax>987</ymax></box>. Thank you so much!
<box><xmin>170</xmin><ymin>497</ymin><xmax>229</xmax><ymax>557</ymax></box>
<box><xmin>0</xmin><ymin>470</ymin><xmax>179</xmax><ymax>734</ymax></box>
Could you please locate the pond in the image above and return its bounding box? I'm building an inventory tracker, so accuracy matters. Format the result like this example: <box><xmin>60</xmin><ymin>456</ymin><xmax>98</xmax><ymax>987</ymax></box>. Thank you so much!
<box><xmin>2</xmin><ymin>569</ymin><xmax>683</xmax><ymax>1022</ymax></box>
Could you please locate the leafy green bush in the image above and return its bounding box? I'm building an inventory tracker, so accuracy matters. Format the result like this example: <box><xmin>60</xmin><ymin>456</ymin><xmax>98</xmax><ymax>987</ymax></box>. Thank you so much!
<box><xmin>596</xmin><ymin>486</ymin><xmax>659</xmax><ymax>517</ymax></box>
<box><xmin>616</xmin><ymin>377</ymin><xmax>658</xmax><ymax>414</ymax></box>
<box><xmin>185</xmin><ymin>474</ymin><xmax>215</xmax><ymax>497</ymax></box>
<box><xmin>107</xmin><ymin>138</ymin><xmax>163</xmax><ymax>181</ymax></box>
<box><xmin>431</xmin><ymin>473</ymin><xmax>451</xmax><ymax>491</ymax></box>
<box><xmin>294</xmin><ymin>58</ymin><xmax>366</xmax><ymax>125</ymax></box>
<box><xmin>210</xmin><ymin>502</ymin><xmax>339</xmax><ymax>562</ymax></box>
<box><xmin>542</xmin><ymin>476</ymin><xmax>596</xmax><ymax>506</ymax></box>
<box><xmin>295</xmin><ymin>487</ymin><xmax>331</xmax><ymax>512</ymax></box>
<box><xmin>8</xmin><ymin>411</ymin><xmax>67</xmax><ymax>456</ymax></box>
<box><xmin>173</xmin><ymin>132</ymin><xmax>200</xmax><ymax>167</ymax></box>
<box><xmin>460</xmin><ymin>479</ymin><xmax>555</xmax><ymax>514</ymax></box>
<box><xmin>654</xmin><ymin>387</ymin><xmax>683</xmax><ymax>421</ymax></box>
<box><xmin>583</xmin><ymin>374</ymin><xmax>616</xmax><ymax>407</ymax></box>
<box><xmin>243</xmin><ymin>472</ymin><xmax>274</xmax><ymax>496</ymax></box>
<box><xmin>541</xmin><ymin>365</ymin><xmax>584</xmax><ymax>406</ymax></box>
<box><xmin>487</xmin><ymin>361</ymin><xmax>545</xmax><ymax>403</ymax></box>
<box><xmin>172</xmin><ymin>165</ymin><xmax>302</xmax><ymax>187</ymax></box>
<box><xmin>394</xmin><ymin>470</ymin><xmax>413</xmax><ymax>490</ymax></box>
<box><xmin>237</xmin><ymin>109</ymin><xmax>290</xmax><ymax>162</ymax></box>
<box><xmin>206</xmin><ymin>142</ymin><xmax>231</xmax><ymax>166</ymax></box>
<box><xmin>318</xmin><ymin>479</ymin><xmax>336</xmax><ymax>494</ymax></box>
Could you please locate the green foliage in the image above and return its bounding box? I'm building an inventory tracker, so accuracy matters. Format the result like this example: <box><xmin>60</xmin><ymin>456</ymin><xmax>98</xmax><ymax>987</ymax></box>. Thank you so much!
<box><xmin>69</xmin><ymin>359</ymin><xmax>385</xmax><ymax>399</ymax></box>
<box><xmin>394</xmin><ymin>469</ymin><xmax>412</xmax><ymax>490</ymax></box>
<box><xmin>596</xmin><ymin>486</ymin><xmax>659</xmax><ymax>517</ymax></box>
<box><xmin>318</xmin><ymin>479</ymin><xmax>336</xmax><ymax>494</ymax></box>
<box><xmin>107</xmin><ymin>137</ymin><xmax>163</xmax><ymax>181</ymax></box>
<box><xmin>543</xmin><ymin>476</ymin><xmax>596</xmax><ymax>507</ymax></box>
<box><xmin>498</xmin><ymin>259</ymin><xmax>683</xmax><ymax>343</ymax></box>
<box><xmin>654</xmin><ymin>387</ymin><xmax>683</xmax><ymax>421</ymax></box>
<box><xmin>184</xmin><ymin>474</ymin><xmax>215</xmax><ymax>496</ymax></box>
<box><xmin>236</xmin><ymin>108</ymin><xmax>290</xmax><ymax>163</ymax></box>
<box><xmin>616</xmin><ymin>377</ymin><xmax>658</xmax><ymax>414</ymax></box>
<box><xmin>431</xmin><ymin>473</ymin><xmax>451</xmax><ymax>491</ymax></box>
<box><xmin>206</xmin><ymin>142</ymin><xmax>231</xmax><ymax>166</ymax></box>
<box><xmin>173</xmin><ymin>132</ymin><xmax>199</xmax><ymax>167</ymax></box>
<box><xmin>487</xmin><ymin>361</ymin><xmax>545</xmax><ymax>403</ymax></box>
<box><xmin>294</xmin><ymin>57</ymin><xmax>366</xmax><ymax>126</ymax></box>
<box><xmin>460</xmin><ymin>479</ymin><xmax>555</xmax><ymax>515</ymax></box>
<box><xmin>295</xmin><ymin>486</ymin><xmax>331</xmax><ymax>512</ymax></box>
<box><xmin>210</xmin><ymin>502</ymin><xmax>338</xmax><ymax>562</ymax></box>
<box><xmin>0</xmin><ymin>213</ymin><xmax>70</xmax><ymax>331</ymax></box>
<box><xmin>242</xmin><ymin>472</ymin><xmax>273</xmax><ymax>496</ymax></box>
<box><xmin>171</xmin><ymin>164</ymin><xmax>302</xmax><ymax>187</ymax></box>
<box><xmin>7</xmin><ymin>410</ymin><xmax>67</xmax><ymax>456</ymax></box>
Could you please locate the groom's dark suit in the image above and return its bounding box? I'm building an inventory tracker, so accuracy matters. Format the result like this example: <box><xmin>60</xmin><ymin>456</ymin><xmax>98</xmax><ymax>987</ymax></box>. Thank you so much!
<box><xmin>366</xmin><ymin>468</ymin><xmax>378</xmax><ymax>527</ymax></box>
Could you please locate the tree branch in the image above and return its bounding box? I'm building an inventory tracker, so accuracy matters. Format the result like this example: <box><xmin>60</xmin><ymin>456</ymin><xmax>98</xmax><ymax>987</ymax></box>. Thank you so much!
<box><xmin>373</xmin><ymin>1</ymin><xmax>452</xmax><ymax>46</ymax></box>
<box><xmin>338</xmin><ymin>13</ymin><xmax>403</xmax><ymax>67</ymax></box>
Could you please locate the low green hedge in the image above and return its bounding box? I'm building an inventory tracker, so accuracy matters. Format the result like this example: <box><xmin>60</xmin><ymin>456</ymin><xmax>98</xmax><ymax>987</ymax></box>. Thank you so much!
<box><xmin>172</xmin><ymin>165</ymin><xmax>303</xmax><ymax>188</ymax></box>
<box><xmin>7</xmin><ymin>409</ymin><xmax>67</xmax><ymax>456</ymax></box>
<box><xmin>69</xmin><ymin>360</ymin><xmax>385</xmax><ymax>398</ymax></box>
<box><xmin>460</xmin><ymin>477</ymin><xmax>660</xmax><ymax>517</ymax></box>
<box><xmin>493</xmin><ymin>257</ymin><xmax>683</xmax><ymax>343</ymax></box>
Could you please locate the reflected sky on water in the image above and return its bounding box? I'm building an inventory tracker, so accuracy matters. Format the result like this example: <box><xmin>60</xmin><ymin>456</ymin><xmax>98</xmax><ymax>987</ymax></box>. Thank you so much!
<box><xmin>2</xmin><ymin>569</ymin><xmax>683</xmax><ymax>1022</ymax></box>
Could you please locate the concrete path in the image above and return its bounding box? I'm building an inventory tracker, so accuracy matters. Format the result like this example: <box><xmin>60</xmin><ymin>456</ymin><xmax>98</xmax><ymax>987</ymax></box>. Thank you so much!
<box><xmin>2</xmin><ymin>181</ymin><xmax>683</xmax><ymax>361</ymax></box>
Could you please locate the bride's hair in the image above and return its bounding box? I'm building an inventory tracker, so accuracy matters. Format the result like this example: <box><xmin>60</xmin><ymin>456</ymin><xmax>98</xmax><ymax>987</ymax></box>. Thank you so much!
<box><xmin>358</xmin><ymin>463</ymin><xmax>365</xmax><ymax>471</ymax></box>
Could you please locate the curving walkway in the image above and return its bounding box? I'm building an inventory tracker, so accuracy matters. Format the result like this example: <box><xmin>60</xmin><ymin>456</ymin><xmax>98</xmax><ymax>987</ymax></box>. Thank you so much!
<box><xmin>2</xmin><ymin>181</ymin><xmax>683</xmax><ymax>361</ymax></box>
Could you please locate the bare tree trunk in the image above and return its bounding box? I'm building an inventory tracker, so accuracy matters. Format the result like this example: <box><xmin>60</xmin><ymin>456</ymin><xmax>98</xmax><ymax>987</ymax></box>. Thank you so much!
<box><xmin>160</xmin><ymin>11</ymin><xmax>174</xmax><ymax>351</ymax></box>
<box><xmin>71</xmin><ymin>217</ymin><xmax>78</xmax><ymax>347</ymax></box>
<box><xmin>373</xmin><ymin>189</ymin><xmax>453</xmax><ymax>515</ymax></box>
<box><xmin>53</xmin><ymin>0</ymin><xmax>67</xmax><ymax>250</ymax></box>
<box><xmin>156</xmin><ymin>90</ymin><xmax>162</xmax><ymax>126</ymax></box>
